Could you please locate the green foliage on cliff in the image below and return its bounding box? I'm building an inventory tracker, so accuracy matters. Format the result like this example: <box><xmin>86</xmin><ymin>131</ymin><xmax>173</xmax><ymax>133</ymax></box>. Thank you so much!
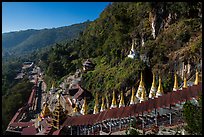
<box><xmin>183</xmin><ymin>96</ymin><xmax>202</xmax><ymax>135</ymax></box>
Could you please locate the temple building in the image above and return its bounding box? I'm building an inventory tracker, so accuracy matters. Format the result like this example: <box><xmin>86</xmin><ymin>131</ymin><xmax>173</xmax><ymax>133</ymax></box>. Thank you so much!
<box><xmin>5</xmin><ymin>62</ymin><xmax>202</xmax><ymax>135</ymax></box>
<box><xmin>49</xmin><ymin>93</ymin><xmax>67</xmax><ymax>130</ymax></box>
<box><xmin>82</xmin><ymin>59</ymin><xmax>95</xmax><ymax>72</ymax></box>
<box><xmin>127</xmin><ymin>39</ymin><xmax>138</xmax><ymax>59</ymax></box>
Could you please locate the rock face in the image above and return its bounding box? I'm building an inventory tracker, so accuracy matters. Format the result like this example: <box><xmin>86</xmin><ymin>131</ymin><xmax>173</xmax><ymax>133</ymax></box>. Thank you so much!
<box><xmin>149</xmin><ymin>8</ymin><xmax>165</xmax><ymax>39</ymax></box>
<box><xmin>149</xmin><ymin>3</ymin><xmax>177</xmax><ymax>39</ymax></box>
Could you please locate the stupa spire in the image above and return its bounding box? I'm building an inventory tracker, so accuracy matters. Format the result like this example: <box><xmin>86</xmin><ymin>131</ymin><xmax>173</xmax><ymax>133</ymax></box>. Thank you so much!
<box><xmin>80</xmin><ymin>97</ymin><xmax>88</xmax><ymax>115</ymax></box>
<box><xmin>173</xmin><ymin>73</ymin><xmax>179</xmax><ymax>91</ymax></box>
<box><xmin>130</xmin><ymin>87</ymin><xmax>138</xmax><ymax>105</ymax></box>
<box><xmin>40</xmin><ymin>103</ymin><xmax>51</xmax><ymax>119</ymax></box>
<box><xmin>140</xmin><ymin>87</ymin><xmax>147</xmax><ymax>103</ymax></box>
<box><xmin>149</xmin><ymin>73</ymin><xmax>156</xmax><ymax>99</ymax></box>
<box><xmin>119</xmin><ymin>91</ymin><xmax>125</xmax><ymax>107</ymax></box>
<box><xmin>183</xmin><ymin>73</ymin><xmax>188</xmax><ymax>89</ymax></box>
<box><xmin>110</xmin><ymin>90</ymin><xmax>117</xmax><ymax>109</ymax></box>
<box><xmin>93</xmin><ymin>93</ymin><xmax>99</xmax><ymax>114</ymax></box>
<box><xmin>50</xmin><ymin>92</ymin><xmax>66</xmax><ymax>129</ymax></box>
<box><xmin>156</xmin><ymin>75</ymin><xmax>163</xmax><ymax>97</ymax></box>
<box><xmin>100</xmin><ymin>96</ymin><xmax>106</xmax><ymax>112</ymax></box>
<box><xmin>194</xmin><ymin>69</ymin><xmax>199</xmax><ymax>85</ymax></box>
<box><xmin>73</xmin><ymin>102</ymin><xmax>79</xmax><ymax>113</ymax></box>
<box><xmin>136</xmin><ymin>72</ymin><xmax>145</xmax><ymax>100</ymax></box>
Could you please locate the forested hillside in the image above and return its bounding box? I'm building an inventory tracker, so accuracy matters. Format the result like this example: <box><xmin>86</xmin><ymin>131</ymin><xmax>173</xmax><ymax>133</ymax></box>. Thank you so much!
<box><xmin>2</xmin><ymin>2</ymin><xmax>202</xmax><ymax>134</ymax></box>
<box><xmin>38</xmin><ymin>2</ymin><xmax>202</xmax><ymax>96</ymax></box>
<box><xmin>2</xmin><ymin>20</ymin><xmax>91</xmax><ymax>57</ymax></box>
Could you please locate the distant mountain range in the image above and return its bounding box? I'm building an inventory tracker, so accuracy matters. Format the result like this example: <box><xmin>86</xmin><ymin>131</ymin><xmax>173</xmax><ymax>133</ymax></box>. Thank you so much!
<box><xmin>2</xmin><ymin>21</ymin><xmax>91</xmax><ymax>57</ymax></box>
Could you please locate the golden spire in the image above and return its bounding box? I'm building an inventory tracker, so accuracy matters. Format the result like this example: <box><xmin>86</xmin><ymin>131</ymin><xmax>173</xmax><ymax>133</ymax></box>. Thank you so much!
<box><xmin>183</xmin><ymin>73</ymin><xmax>188</xmax><ymax>89</ymax></box>
<box><xmin>93</xmin><ymin>93</ymin><xmax>99</xmax><ymax>114</ymax></box>
<box><xmin>130</xmin><ymin>87</ymin><xmax>138</xmax><ymax>105</ymax></box>
<box><xmin>140</xmin><ymin>86</ymin><xmax>147</xmax><ymax>103</ymax></box>
<box><xmin>38</xmin><ymin>114</ymin><xmax>42</xmax><ymax>121</ymax></box>
<box><xmin>136</xmin><ymin>72</ymin><xmax>145</xmax><ymax>100</ymax></box>
<box><xmin>105</xmin><ymin>94</ymin><xmax>110</xmax><ymax>109</ymax></box>
<box><xmin>51</xmin><ymin>92</ymin><xmax>66</xmax><ymax>129</ymax></box>
<box><xmin>80</xmin><ymin>97</ymin><xmax>88</xmax><ymax>115</ymax></box>
<box><xmin>156</xmin><ymin>75</ymin><xmax>163</xmax><ymax>97</ymax></box>
<box><xmin>194</xmin><ymin>69</ymin><xmax>199</xmax><ymax>85</ymax></box>
<box><xmin>173</xmin><ymin>73</ymin><xmax>179</xmax><ymax>91</ymax></box>
<box><xmin>73</xmin><ymin>103</ymin><xmax>79</xmax><ymax>113</ymax></box>
<box><xmin>40</xmin><ymin>103</ymin><xmax>51</xmax><ymax>118</ymax></box>
<box><xmin>149</xmin><ymin>73</ymin><xmax>156</xmax><ymax>99</ymax></box>
<box><xmin>119</xmin><ymin>91</ymin><xmax>125</xmax><ymax>107</ymax></box>
<box><xmin>100</xmin><ymin>96</ymin><xmax>106</xmax><ymax>112</ymax></box>
<box><xmin>51</xmin><ymin>81</ymin><xmax>55</xmax><ymax>90</ymax></box>
<box><xmin>110</xmin><ymin>90</ymin><xmax>117</xmax><ymax>109</ymax></box>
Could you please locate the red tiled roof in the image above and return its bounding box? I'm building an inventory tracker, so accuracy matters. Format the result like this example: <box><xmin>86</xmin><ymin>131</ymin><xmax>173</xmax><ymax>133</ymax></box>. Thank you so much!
<box><xmin>10</xmin><ymin>121</ymin><xmax>34</xmax><ymax>127</ymax></box>
<box><xmin>21</xmin><ymin>126</ymin><xmax>37</xmax><ymax>135</ymax></box>
<box><xmin>28</xmin><ymin>88</ymin><xmax>36</xmax><ymax>106</ymax></box>
<box><xmin>52</xmin><ymin>129</ymin><xmax>61</xmax><ymax>135</ymax></box>
<box><xmin>62</xmin><ymin>83</ymin><xmax>201</xmax><ymax>127</ymax></box>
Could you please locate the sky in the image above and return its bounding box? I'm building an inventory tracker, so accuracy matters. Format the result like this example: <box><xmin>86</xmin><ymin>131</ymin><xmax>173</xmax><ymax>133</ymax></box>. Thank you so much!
<box><xmin>2</xmin><ymin>2</ymin><xmax>111</xmax><ymax>33</ymax></box>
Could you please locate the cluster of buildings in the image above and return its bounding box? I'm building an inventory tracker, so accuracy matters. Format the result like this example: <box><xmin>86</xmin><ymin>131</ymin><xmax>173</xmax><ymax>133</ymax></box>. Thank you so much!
<box><xmin>6</xmin><ymin>43</ymin><xmax>202</xmax><ymax>135</ymax></box>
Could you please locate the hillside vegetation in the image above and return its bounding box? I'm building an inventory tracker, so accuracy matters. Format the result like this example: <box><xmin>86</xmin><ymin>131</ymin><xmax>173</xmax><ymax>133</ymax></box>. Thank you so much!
<box><xmin>38</xmin><ymin>2</ymin><xmax>202</xmax><ymax>96</ymax></box>
<box><xmin>2</xmin><ymin>21</ymin><xmax>91</xmax><ymax>57</ymax></box>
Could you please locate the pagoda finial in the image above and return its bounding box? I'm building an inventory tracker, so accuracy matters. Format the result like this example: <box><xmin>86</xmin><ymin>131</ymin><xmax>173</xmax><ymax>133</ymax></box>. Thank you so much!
<box><xmin>51</xmin><ymin>81</ymin><xmax>55</xmax><ymax>90</ymax></box>
<box><xmin>73</xmin><ymin>102</ymin><xmax>79</xmax><ymax>113</ymax></box>
<box><xmin>93</xmin><ymin>93</ymin><xmax>99</xmax><ymax>114</ymax></box>
<box><xmin>110</xmin><ymin>90</ymin><xmax>117</xmax><ymax>109</ymax></box>
<box><xmin>51</xmin><ymin>92</ymin><xmax>66</xmax><ymax>130</ymax></box>
<box><xmin>173</xmin><ymin>73</ymin><xmax>179</xmax><ymax>91</ymax></box>
<box><xmin>149</xmin><ymin>73</ymin><xmax>156</xmax><ymax>99</ymax></box>
<box><xmin>136</xmin><ymin>72</ymin><xmax>145</xmax><ymax>99</ymax></box>
<box><xmin>80</xmin><ymin>97</ymin><xmax>88</xmax><ymax>115</ymax></box>
<box><xmin>40</xmin><ymin>103</ymin><xmax>51</xmax><ymax>119</ymax></box>
<box><xmin>130</xmin><ymin>87</ymin><xmax>138</xmax><ymax>105</ymax></box>
<box><xmin>183</xmin><ymin>73</ymin><xmax>188</xmax><ymax>89</ymax></box>
<box><xmin>194</xmin><ymin>69</ymin><xmax>199</xmax><ymax>85</ymax></box>
<box><xmin>156</xmin><ymin>75</ymin><xmax>163</xmax><ymax>97</ymax></box>
<box><xmin>100</xmin><ymin>96</ymin><xmax>106</xmax><ymax>112</ymax></box>
<box><xmin>140</xmin><ymin>87</ymin><xmax>147</xmax><ymax>103</ymax></box>
<box><xmin>119</xmin><ymin>91</ymin><xmax>125</xmax><ymax>107</ymax></box>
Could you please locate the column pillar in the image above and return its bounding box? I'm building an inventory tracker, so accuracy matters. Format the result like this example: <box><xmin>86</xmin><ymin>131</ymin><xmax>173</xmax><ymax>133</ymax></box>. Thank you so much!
<box><xmin>169</xmin><ymin>113</ymin><xmax>172</xmax><ymax>125</ymax></box>
<box><xmin>109</xmin><ymin>120</ymin><xmax>112</xmax><ymax>132</ymax></box>
<box><xmin>155</xmin><ymin>108</ymin><xmax>157</xmax><ymax>126</ymax></box>
<box><xmin>119</xmin><ymin>119</ymin><xmax>122</xmax><ymax>129</ymax></box>
<box><xmin>92</xmin><ymin>126</ymin><xmax>94</xmax><ymax>134</ymax></box>
<box><xmin>88</xmin><ymin>127</ymin><xmax>90</xmax><ymax>135</ymax></box>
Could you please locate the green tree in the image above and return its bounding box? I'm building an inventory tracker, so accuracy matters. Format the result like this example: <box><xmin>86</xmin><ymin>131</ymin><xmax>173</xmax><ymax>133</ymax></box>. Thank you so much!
<box><xmin>183</xmin><ymin>96</ymin><xmax>202</xmax><ymax>135</ymax></box>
